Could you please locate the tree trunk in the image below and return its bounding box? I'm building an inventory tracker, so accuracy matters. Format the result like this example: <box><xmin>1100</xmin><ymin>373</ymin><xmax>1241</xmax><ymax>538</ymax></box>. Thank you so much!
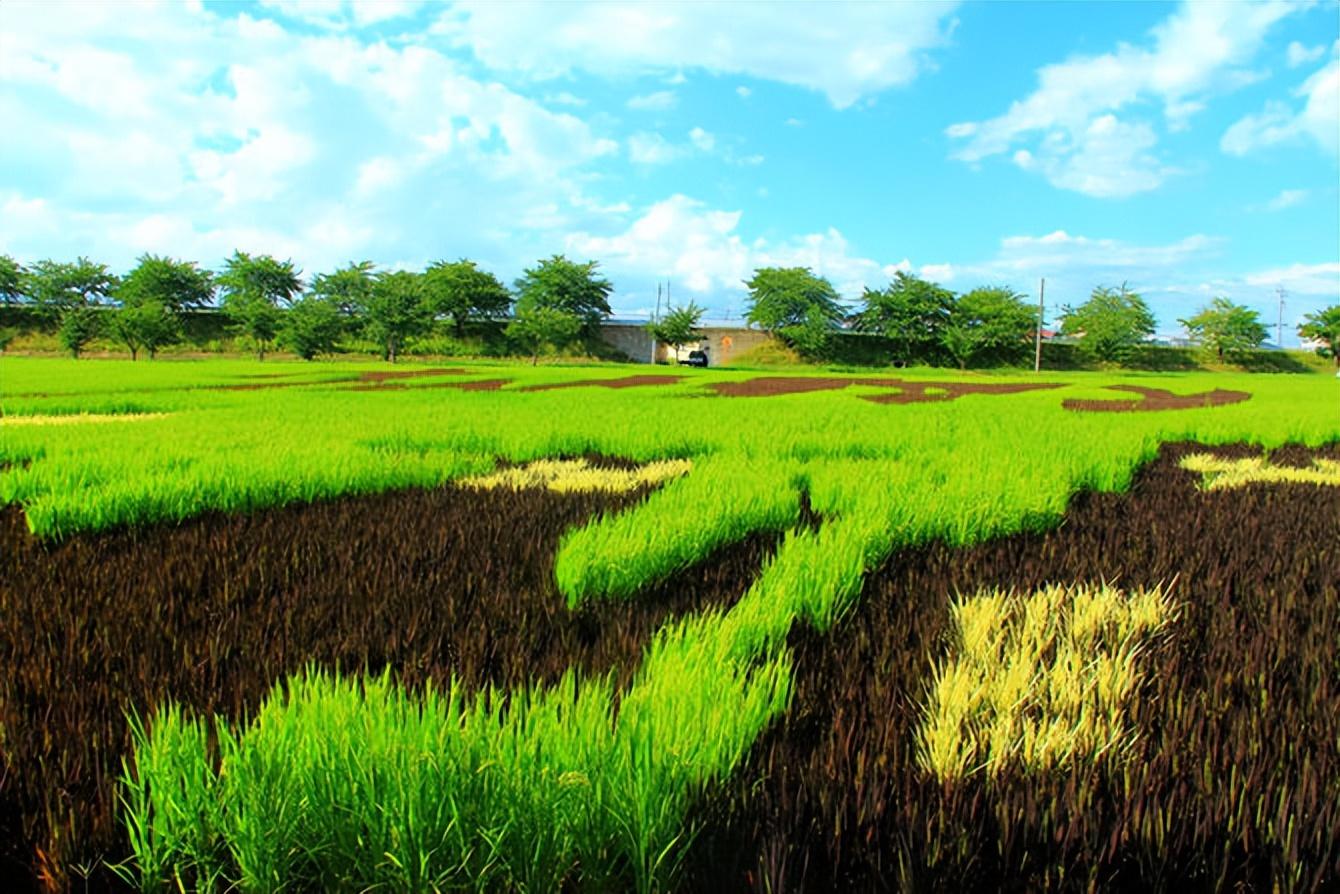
<box><xmin>130</xmin><ymin>347</ymin><xmax>138</xmax><ymax>361</ymax></box>
<box><xmin>389</xmin><ymin>339</ymin><xmax>398</xmax><ymax>363</ymax></box>
<box><xmin>531</xmin><ymin>351</ymin><xmax>539</xmax><ymax>366</ymax></box>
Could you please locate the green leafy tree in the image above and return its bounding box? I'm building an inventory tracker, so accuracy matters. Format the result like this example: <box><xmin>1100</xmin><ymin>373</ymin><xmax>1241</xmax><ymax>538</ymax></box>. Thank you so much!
<box><xmin>58</xmin><ymin>306</ymin><xmax>102</xmax><ymax>358</ymax></box>
<box><xmin>941</xmin><ymin>286</ymin><xmax>1035</xmax><ymax>369</ymax></box>
<box><xmin>507</xmin><ymin>304</ymin><xmax>583</xmax><ymax>365</ymax></box>
<box><xmin>513</xmin><ymin>255</ymin><xmax>613</xmax><ymax>339</ymax></box>
<box><xmin>646</xmin><ymin>301</ymin><xmax>705</xmax><ymax>357</ymax></box>
<box><xmin>1060</xmin><ymin>284</ymin><xmax>1156</xmax><ymax>364</ymax></box>
<box><xmin>783</xmin><ymin>304</ymin><xmax>841</xmax><ymax>360</ymax></box>
<box><xmin>281</xmin><ymin>296</ymin><xmax>346</xmax><ymax>360</ymax></box>
<box><xmin>116</xmin><ymin>254</ymin><xmax>214</xmax><ymax>313</ymax></box>
<box><xmin>0</xmin><ymin>254</ymin><xmax>25</xmax><ymax>306</ymax></box>
<box><xmin>1179</xmin><ymin>297</ymin><xmax>1268</xmax><ymax>361</ymax></box>
<box><xmin>1298</xmin><ymin>304</ymin><xmax>1340</xmax><ymax>367</ymax></box>
<box><xmin>744</xmin><ymin>266</ymin><xmax>845</xmax><ymax>334</ymax></box>
<box><xmin>110</xmin><ymin>301</ymin><xmax>181</xmax><ymax>360</ymax></box>
<box><xmin>217</xmin><ymin>251</ymin><xmax>304</xmax><ymax>360</ymax></box>
<box><xmin>855</xmin><ymin>271</ymin><xmax>954</xmax><ymax>366</ymax></box>
<box><xmin>423</xmin><ymin>260</ymin><xmax>512</xmax><ymax>336</ymax></box>
<box><xmin>363</xmin><ymin>270</ymin><xmax>430</xmax><ymax>362</ymax></box>
<box><xmin>23</xmin><ymin>257</ymin><xmax>118</xmax><ymax>321</ymax></box>
<box><xmin>311</xmin><ymin>261</ymin><xmax>376</xmax><ymax>315</ymax></box>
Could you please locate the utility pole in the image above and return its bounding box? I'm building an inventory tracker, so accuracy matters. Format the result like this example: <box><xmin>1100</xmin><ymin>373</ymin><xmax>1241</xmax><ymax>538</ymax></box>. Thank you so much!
<box><xmin>1034</xmin><ymin>277</ymin><xmax>1045</xmax><ymax>373</ymax></box>
<box><xmin>652</xmin><ymin>282</ymin><xmax>663</xmax><ymax>364</ymax></box>
<box><xmin>1276</xmin><ymin>285</ymin><xmax>1286</xmax><ymax>349</ymax></box>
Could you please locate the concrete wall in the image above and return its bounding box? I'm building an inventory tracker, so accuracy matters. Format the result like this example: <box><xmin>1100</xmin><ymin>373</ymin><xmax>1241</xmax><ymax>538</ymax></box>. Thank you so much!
<box><xmin>601</xmin><ymin>322</ymin><xmax>770</xmax><ymax>366</ymax></box>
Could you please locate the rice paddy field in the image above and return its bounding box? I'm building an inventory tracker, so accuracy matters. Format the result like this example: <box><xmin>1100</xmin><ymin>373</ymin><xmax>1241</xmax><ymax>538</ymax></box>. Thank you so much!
<box><xmin>1</xmin><ymin>355</ymin><xmax>1337</xmax><ymax>892</ymax></box>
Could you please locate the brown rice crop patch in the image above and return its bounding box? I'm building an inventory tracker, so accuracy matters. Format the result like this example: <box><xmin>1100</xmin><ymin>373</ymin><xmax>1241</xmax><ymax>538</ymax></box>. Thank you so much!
<box><xmin>1063</xmin><ymin>384</ymin><xmax>1251</xmax><ymax>412</ymax></box>
<box><xmin>522</xmin><ymin>374</ymin><xmax>685</xmax><ymax>392</ymax></box>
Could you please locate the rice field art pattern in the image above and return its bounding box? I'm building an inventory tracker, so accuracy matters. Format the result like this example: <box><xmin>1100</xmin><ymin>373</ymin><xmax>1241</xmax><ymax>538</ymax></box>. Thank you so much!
<box><xmin>0</xmin><ymin>356</ymin><xmax>1337</xmax><ymax>892</ymax></box>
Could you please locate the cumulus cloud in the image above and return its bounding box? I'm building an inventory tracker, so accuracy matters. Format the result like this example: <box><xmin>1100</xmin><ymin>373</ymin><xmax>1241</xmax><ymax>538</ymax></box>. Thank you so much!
<box><xmin>1242</xmin><ymin>261</ymin><xmax>1340</xmax><ymax>295</ymax></box>
<box><xmin>1221</xmin><ymin>52</ymin><xmax>1339</xmax><ymax>156</ymax></box>
<box><xmin>627</xmin><ymin>90</ymin><xmax>677</xmax><ymax>111</ymax></box>
<box><xmin>0</xmin><ymin>1</ymin><xmax>625</xmax><ymax>274</ymax></box>
<box><xmin>565</xmin><ymin>194</ymin><xmax>899</xmax><ymax>302</ymax></box>
<box><xmin>947</xmin><ymin>1</ymin><xmax>1302</xmax><ymax>196</ymax></box>
<box><xmin>1260</xmin><ymin>188</ymin><xmax>1309</xmax><ymax>211</ymax></box>
<box><xmin>1286</xmin><ymin>40</ymin><xmax>1325</xmax><ymax>68</ymax></box>
<box><xmin>436</xmin><ymin>1</ymin><xmax>960</xmax><ymax>107</ymax></box>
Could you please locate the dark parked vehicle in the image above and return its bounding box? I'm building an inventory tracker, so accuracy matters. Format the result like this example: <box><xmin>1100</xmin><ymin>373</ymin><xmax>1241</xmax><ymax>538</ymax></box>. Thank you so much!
<box><xmin>679</xmin><ymin>350</ymin><xmax>708</xmax><ymax>368</ymax></box>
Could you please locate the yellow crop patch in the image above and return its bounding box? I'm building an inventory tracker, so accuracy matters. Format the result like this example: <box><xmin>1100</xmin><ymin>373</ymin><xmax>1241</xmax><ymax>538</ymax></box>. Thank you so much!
<box><xmin>1180</xmin><ymin>453</ymin><xmax>1340</xmax><ymax>490</ymax></box>
<box><xmin>462</xmin><ymin>457</ymin><xmax>692</xmax><ymax>494</ymax></box>
<box><xmin>918</xmin><ymin>582</ymin><xmax>1173</xmax><ymax>783</ymax></box>
<box><xmin>0</xmin><ymin>413</ymin><xmax>168</xmax><ymax>426</ymax></box>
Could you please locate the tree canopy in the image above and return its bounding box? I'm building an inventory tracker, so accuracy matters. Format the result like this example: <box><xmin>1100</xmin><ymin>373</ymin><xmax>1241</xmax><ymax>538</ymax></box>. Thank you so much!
<box><xmin>311</xmin><ymin>261</ymin><xmax>376</xmax><ymax>314</ymax></box>
<box><xmin>424</xmin><ymin>260</ymin><xmax>512</xmax><ymax>336</ymax></box>
<box><xmin>1298</xmin><ymin>304</ymin><xmax>1340</xmax><ymax>366</ymax></box>
<box><xmin>744</xmin><ymin>267</ymin><xmax>845</xmax><ymax>334</ymax></box>
<box><xmin>1060</xmin><ymin>285</ymin><xmax>1156</xmax><ymax>363</ymax></box>
<box><xmin>0</xmin><ymin>254</ymin><xmax>25</xmax><ymax>305</ymax></box>
<box><xmin>116</xmin><ymin>254</ymin><xmax>214</xmax><ymax>313</ymax></box>
<box><xmin>513</xmin><ymin>255</ymin><xmax>612</xmax><ymax>337</ymax></box>
<box><xmin>110</xmin><ymin>301</ymin><xmax>181</xmax><ymax>360</ymax></box>
<box><xmin>363</xmin><ymin>270</ymin><xmax>430</xmax><ymax>362</ymax></box>
<box><xmin>507</xmin><ymin>304</ymin><xmax>583</xmax><ymax>365</ymax></box>
<box><xmin>217</xmin><ymin>252</ymin><xmax>304</xmax><ymax>360</ymax></box>
<box><xmin>282</xmin><ymin>296</ymin><xmax>346</xmax><ymax>361</ymax></box>
<box><xmin>217</xmin><ymin>251</ymin><xmax>304</xmax><ymax>307</ymax></box>
<box><xmin>941</xmin><ymin>286</ymin><xmax>1035</xmax><ymax>369</ymax></box>
<box><xmin>1180</xmin><ymin>297</ymin><xmax>1268</xmax><ymax>361</ymax></box>
<box><xmin>855</xmin><ymin>271</ymin><xmax>954</xmax><ymax>366</ymax></box>
<box><xmin>647</xmin><ymin>302</ymin><xmax>704</xmax><ymax>354</ymax></box>
<box><xmin>23</xmin><ymin>257</ymin><xmax>118</xmax><ymax>320</ymax></box>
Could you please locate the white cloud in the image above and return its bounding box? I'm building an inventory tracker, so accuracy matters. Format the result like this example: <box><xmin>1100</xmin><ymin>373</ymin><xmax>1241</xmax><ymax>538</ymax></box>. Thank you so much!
<box><xmin>628</xmin><ymin>132</ymin><xmax>685</xmax><ymax>165</ymax></box>
<box><xmin>1287</xmin><ymin>40</ymin><xmax>1325</xmax><ymax>67</ymax></box>
<box><xmin>566</xmin><ymin>194</ymin><xmax>899</xmax><ymax>301</ymax></box>
<box><xmin>1261</xmin><ymin>188</ymin><xmax>1309</xmax><ymax>211</ymax></box>
<box><xmin>920</xmin><ymin>263</ymin><xmax>954</xmax><ymax>281</ymax></box>
<box><xmin>736</xmin><ymin>85</ymin><xmax>752</xmax><ymax>99</ymax></box>
<box><xmin>256</xmin><ymin>0</ymin><xmax>421</xmax><ymax>30</ymax></box>
<box><xmin>546</xmin><ymin>91</ymin><xmax>587</xmax><ymax>107</ymax></box>
<box><xmin>688</xmin><ymin>127</ymin><xmax>715</xmax><ymax>151</ymax></box>
<box><xmin>1221</xmin><ymin>54</ymin><xmax>1339</xmax><ymax>156</ymax></box>
<box><xmin>948</xmin><ymin>1</ymin><xmax>1303</xmax><ymax>196</ymax></box>
<box><xmin>1243</xmin><ymin>261</ymin><xmax>1340</xmax><ymax>295</ymax></box>
<box><xmin>0</xmin><ymin>1</ymin><xmax>627</xmax><ymax>277</ymax></box>
<box><xmin>1031</xmin><ymin>115</ymin><xmax>1172</xmax><ymax>199</ymax></box>
<box><xmin>627</xmin><ymin>90</ymin><xmax>677</xmax><ymax>111</ymax></box>
<box><xmin>437</xmin><ymin>1</ymin><xmax>960</xmax><ymax>107</ymax></box>
<box><xmin>785</xmin><ymin>117</ymin><xmax>804</xmax><ymax>127</ymax></box>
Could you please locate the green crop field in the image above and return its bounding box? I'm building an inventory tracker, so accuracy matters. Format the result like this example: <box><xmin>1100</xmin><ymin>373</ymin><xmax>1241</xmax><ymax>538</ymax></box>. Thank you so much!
<box><xmin>1</xmin><ymin>355</ymin><xmax>1337</xmax><ymax>892</ymax></box>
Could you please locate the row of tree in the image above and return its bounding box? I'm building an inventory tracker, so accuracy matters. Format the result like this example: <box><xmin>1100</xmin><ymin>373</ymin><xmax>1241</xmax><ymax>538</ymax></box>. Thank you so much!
<box><xmin>2</xmin><ymin>252</ymin><xmax>1337</xmax><ymax>366</ymax></box>
<box><xmin>728</xmin><ymin>266</ymin><xmax>1340</xmax><ymax>367</ymax></box>
<box><xmin>0</xmin><ymin>252</ymin><xmax>613</xmax><ymax>363</ymax></box>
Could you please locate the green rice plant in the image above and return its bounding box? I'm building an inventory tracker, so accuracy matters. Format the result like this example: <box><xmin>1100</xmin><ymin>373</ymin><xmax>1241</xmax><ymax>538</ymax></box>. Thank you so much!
<box><xmin>554</xmin><ymin>457</ymin><xmax>803</xmax><ymax>605</ymax></box>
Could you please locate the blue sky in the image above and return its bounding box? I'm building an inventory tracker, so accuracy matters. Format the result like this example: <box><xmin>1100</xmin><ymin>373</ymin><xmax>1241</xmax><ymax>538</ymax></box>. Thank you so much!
<box><xmin>1</xmin><ymin>0</ymin><xmax>1336</xmax><ymax>344</ymax></box>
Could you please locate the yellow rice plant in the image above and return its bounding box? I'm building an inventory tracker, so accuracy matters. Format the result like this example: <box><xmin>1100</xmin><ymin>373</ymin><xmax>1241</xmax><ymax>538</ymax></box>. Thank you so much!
<box><xmin>918</xmin><ymin>581</ymin><xmax>1174</xmax><ymax>783</ymax></box>
<box><xmin>0</xmin><ymin>412</ymin><xmax>169</xmax><ymax>426</ymax></box>
<box><xmin>1180</xmin><ymin>453</ymin><xmax>1340</xmax><ymax>490</ymax></box>
<box><xmin>462</xmin><ymin>457</ymin><xmax>692</xmax><ymax>494</ymax></box>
